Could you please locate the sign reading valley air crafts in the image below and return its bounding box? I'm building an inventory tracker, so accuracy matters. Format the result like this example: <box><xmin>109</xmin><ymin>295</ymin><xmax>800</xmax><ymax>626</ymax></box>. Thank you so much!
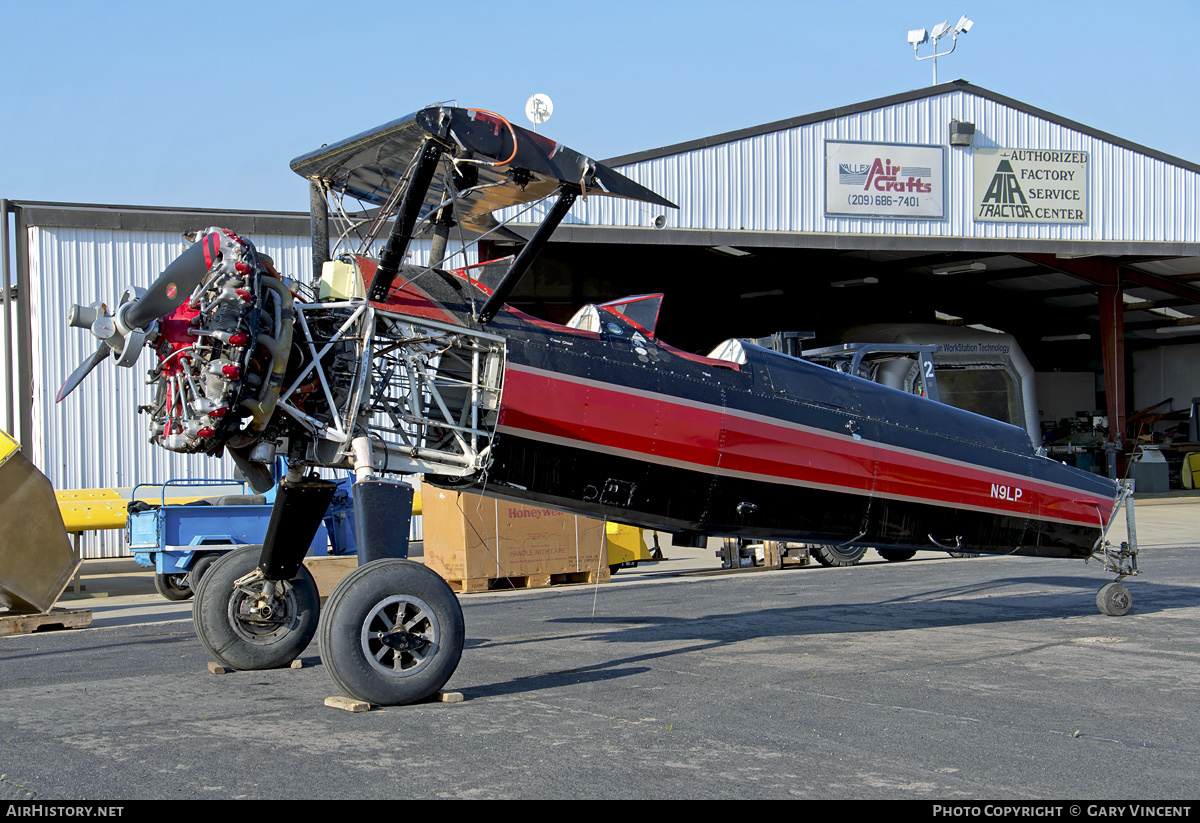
<box><xmin>973</xmin><ymin>148</ymin><xmax>1088</xmax><ymax>224</ymax></box>
<box><xmin>825</xmin><ymin>141</ymin><xmax>944</xmax><ymax>219</ymax></box>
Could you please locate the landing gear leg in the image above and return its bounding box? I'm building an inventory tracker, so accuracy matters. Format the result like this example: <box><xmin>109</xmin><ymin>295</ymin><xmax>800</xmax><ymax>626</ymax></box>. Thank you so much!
<box><xmin>1093</xmin><ymin>481</ymin><xmax>1139</xmax><ymax>617</ymax></box>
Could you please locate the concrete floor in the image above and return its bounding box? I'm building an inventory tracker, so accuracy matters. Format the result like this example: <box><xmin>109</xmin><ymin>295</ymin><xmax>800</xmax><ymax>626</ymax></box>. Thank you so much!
<box><xmin>45</xmin><ymin>492</ymin><xmax>1198</xmax><ymax>630</ymax></box>
<box><xmin>0</xmin><ymin>493</ymin><xmax>1196</xmax><ymax>799</ymax></box>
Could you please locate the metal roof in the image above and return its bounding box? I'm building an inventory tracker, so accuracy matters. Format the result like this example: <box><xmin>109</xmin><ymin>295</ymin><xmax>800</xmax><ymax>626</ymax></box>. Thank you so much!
<box><xmin>603</xmin><ymin>80</ymin><xmax>1200</xmax><ymax>176</ymax></box>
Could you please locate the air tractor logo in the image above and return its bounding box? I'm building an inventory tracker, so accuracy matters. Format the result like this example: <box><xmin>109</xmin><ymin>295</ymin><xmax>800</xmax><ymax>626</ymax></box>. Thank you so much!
<box><xmin>973</xmin><ymin>148</ymin><xmax>1088</xmax><ymax>224</ymax></box>
<box><xmin>978</xmin><ymin>160</ymin><xmax>1031</xmax><ymax>219</ymax></box>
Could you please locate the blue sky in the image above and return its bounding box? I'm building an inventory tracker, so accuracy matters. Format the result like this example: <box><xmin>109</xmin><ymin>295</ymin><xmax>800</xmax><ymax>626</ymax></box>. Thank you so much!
<box><xmin>1</xmin><ymin>0</ymin><xmax>1195</xmax><ymax>212</ymax></box>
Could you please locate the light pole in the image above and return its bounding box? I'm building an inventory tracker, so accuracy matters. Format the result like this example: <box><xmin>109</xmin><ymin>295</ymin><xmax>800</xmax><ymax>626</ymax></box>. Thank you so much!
<box><xmin>909</xmin><ymin>15</ymin><xmax>973</xmax><ymax>85</ymax></box>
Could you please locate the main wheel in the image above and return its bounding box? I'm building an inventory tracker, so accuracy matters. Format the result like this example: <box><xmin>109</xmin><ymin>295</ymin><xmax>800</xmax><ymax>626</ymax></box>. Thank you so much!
<box><xmin>192</xmin><ymin>545</ymin><xmax>320</xmax><ymax>670</ymax></box>
<box><xmin>154</xmin><ymin>572</ymin><xmax>193</xmax><ymax>601</ymax></box>
<box><xmin>810</xmin><ymin>543</ymin><xmax>868</xmax><ymax>567</ymax></box>
<box><xmin>877</xmin><ymin>549</ymin><xmax>917</xmax><ymax>562</ymax></box>
<box><xmin>1096</xmin><ymin>581</ymin><xmax>1132</xmax><ymax>616</ymax></box>
<box><xmin>319</xmin><ymin>559</ymin><xmax>465</xmax><ymax>706</ymax></box>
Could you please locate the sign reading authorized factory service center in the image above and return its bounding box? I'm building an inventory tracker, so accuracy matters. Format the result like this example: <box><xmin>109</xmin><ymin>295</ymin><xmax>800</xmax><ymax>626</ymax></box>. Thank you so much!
<box><xmin>825</xmin><ymin>141</ymin><xmax>945</xmax><ymax>218</ymax></box>
<box><xmin>973</xmin><ymin>148</ymin><xmax>1089</xmax><ymax>224</ymax></box>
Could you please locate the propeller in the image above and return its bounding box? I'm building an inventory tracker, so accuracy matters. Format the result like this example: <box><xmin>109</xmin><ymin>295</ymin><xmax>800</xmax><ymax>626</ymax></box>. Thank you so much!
<box><xmin>125</xmin><ymin>237</ymin><xmax>212</xmax><ymax>328</ymax></box>
<box><xmin>55</xmin><ymin>341</ymin><xmax>110</xmax><ymax>403</ymax></box>
<box><xmin>56</xmin><ymin>232</ymin><xmax>218</xmax><ymax>403</ymax></box>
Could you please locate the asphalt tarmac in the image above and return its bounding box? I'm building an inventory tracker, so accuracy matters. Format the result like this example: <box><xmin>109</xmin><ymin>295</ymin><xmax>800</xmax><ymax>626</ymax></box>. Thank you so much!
<box><xmin>0</xmin><ymin>497</ymin><xmax>1197</xmax><ymax>800</ymax></box>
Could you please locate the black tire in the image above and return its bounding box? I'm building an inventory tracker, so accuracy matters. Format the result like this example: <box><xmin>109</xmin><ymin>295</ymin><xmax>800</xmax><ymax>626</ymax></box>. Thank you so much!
<box><xmin>318</xmin><ymin>559</ymin><xmax>465</xmax><ymax>706</ymax></box>
<box><xmin>154</xmin><ymin>572</ymin><xmax>193</xmax><ymax>601</ymax></box>
<box><xmin>877</xmin><ymin>549</ymin><xmax>917</xmax><ymax>562</ymax></box>
<box><xmin>1097</xmin><ymin>581</ymin><xmax>1132</xmax><ymax>616</ymax></box>
<box><xmin>810</xmin><ymin>543</ymin><xmax>868</xmax><ymax>567</ymax></box>
<box><xmin>192</xmin><ymin>545</ymin><xmax>320</xmax><ymax>670</ymax></box>
<box><xmin>186</xmin><ymin>552</ymin><xmax>220</xmax><ymax>590</ymax></box>
<box><xmin>609</xmin><ymin>565</ymin><xmax>622</xmax><ymax>575</ymax></box>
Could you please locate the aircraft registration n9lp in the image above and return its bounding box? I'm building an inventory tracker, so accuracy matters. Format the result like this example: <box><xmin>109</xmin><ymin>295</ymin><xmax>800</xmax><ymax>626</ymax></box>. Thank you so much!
<box><xmin>57</xmin><ymin>105</ymin><xmax>1138</xmax><ymax>706</ymax></box>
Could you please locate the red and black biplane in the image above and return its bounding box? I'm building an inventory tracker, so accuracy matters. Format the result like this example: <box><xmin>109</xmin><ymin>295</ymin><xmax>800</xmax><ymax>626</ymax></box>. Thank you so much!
<box><xmin>58</xmin><ymin>105</ymin><xmax>1138</xmax><ymax>706</ymax></box>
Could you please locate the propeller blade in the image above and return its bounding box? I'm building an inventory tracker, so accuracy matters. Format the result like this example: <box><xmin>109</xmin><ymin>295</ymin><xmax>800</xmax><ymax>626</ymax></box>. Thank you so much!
<box><xmin>56</xmin><ymin>341</ymin><xmax>110</xmax><ymax>403</ymax></box>
<box><xmin>125</xmin><ymin>235</ymin><xmax>216</xmax><ymax>328</ymax></box>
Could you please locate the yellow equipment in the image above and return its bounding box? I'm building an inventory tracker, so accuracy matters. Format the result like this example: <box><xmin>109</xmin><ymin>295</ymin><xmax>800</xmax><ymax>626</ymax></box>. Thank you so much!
<box><xmin>606</xmin><ymin>522</ymin><xmax>654</xmax><ymax>571</ymax></box>
<box><xmin>0</xmin><ymin>431</ymin><xmax>80</xmax><ymax>613</ymax></box>
<box><xmin>55</xmin><ymin>487</ymin><xmax>216</xmax><ymax>533</ymax></box>
<box><xmin>56</xmin><ymin>487</ymin><xmax>133</xmax><ymax>533</ymax></box>
<box><xmin>1183</xmin><ymin>453</ymin><xmax>1200</xmax><ymax>490</ymax></box>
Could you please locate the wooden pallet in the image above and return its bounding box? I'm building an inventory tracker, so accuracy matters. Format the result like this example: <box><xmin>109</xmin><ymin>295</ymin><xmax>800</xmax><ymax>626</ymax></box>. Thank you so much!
<box><xmin>0</xmin><ymin>608</ymin><xmax>92</xmax><ymax>636</ymax></box>
<box><xmin>445</xmin><ymin>568</ymin><xmax>610</xmax><ymax>594</ymax></box>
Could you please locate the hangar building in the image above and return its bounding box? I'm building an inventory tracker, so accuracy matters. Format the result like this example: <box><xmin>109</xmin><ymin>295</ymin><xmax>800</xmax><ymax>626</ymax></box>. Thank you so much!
<box><xmin>3</xmin><ymin>80</ymin><xmax>1199</xmax><ymax>555</ymax></box>
<box><xmin>486</xmin><ymin>80</ymin><xmax>1200</xmax><ymax>480</ymax></box>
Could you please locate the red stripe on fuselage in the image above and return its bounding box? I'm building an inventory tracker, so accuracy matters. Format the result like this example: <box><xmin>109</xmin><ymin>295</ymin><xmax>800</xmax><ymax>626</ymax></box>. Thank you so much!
<box><xmin>497</xmin><ymin>364</ymin><xmax>1111</xmax><ymax>527</ymax></box>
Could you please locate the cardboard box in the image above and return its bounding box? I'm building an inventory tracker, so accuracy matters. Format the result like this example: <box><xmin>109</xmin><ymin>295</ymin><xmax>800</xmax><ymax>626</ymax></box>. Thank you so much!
<box><xmin>423</xmin><ymin>490</ymin><xmax>607</xmax><ymax>582</ymax></box>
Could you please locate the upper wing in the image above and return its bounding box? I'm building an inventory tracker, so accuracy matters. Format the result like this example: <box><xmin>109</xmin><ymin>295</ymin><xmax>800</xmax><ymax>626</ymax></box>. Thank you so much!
<box><xmin>290</xmin><ymin>106</ymin><xmax>677</xmax><ymax>234</ymax></box>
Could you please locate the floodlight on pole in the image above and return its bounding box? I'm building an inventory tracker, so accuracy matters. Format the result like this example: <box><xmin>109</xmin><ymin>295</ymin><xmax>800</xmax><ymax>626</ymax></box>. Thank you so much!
<box><xmin>909</xmin><ymin>14</ymin><xmax>973</xmax><ymax>85</ymax></box>
<box><xmin>525</xmin><ymin>93</ymin><xmax>554</xmax><ymax>132</ymax></box>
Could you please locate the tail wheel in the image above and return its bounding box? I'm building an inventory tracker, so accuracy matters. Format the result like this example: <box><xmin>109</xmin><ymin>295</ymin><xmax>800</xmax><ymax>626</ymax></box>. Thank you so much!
<box><xmin>876</xmin><ymin>549</ymin><xmax>917</xmax><ymax>562</ymax></box>
<box><xmin>1097</xmin><ymin>581</ymin><xmax>1133</xmax><ymax>616</ymax></box>
<box><xmin>192</xmin><ymin>545</ymin><xmax>320</xmax><ymax>670</ymax></box>
<box><xmin>319</xmin><ymin>559</ymin><xmax>465</xmax><ymax>706</ymax></box>
<box><xmin>810</xmin><ymin>543</ymin><xmax>867</xmax><ymax>567</ymax></box>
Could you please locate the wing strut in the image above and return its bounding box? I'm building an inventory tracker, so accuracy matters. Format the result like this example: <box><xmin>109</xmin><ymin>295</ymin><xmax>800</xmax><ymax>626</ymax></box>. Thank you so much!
<box><xmin>367</xmin><ymin>139</ymin><xmax>446</xmax><ymax>302</ymax></box>
<box><xmin>476</xmin><ymin>186</ymin><xmax>578</xmax><ymax>325</ymax></box>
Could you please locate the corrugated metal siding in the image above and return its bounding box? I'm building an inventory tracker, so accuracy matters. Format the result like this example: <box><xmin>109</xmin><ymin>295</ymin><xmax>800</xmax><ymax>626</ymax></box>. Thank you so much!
<box><xmin>526</xmin><ymin>89</ymin><xmax>1200</xmax><ymax>244</ymax></box>
<box><xmin>27</xmin><ymin>224</ymin><xmax>450</xmax><ymax>557</ymax></box>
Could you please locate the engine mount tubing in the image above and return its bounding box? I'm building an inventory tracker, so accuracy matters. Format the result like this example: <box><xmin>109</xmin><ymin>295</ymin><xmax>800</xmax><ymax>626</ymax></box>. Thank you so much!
<box><xmin>477</xmin><ymin>187</ymin><xmax>578</xmax><ymax>325</ymax></box>
<box><xmin>257</xmin><ymin>476</ymin><xmax>338</xmax><ymax>581</ymax></box>
<box><xmin>368</xmin><ymin>140</ymin><xmax>445</xmax><ymax>301</ymax></box>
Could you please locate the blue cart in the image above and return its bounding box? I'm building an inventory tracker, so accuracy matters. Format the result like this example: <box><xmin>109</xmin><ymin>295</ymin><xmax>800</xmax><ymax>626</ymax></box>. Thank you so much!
<box><xmin>127</xmin><ymin>474</ymin><xmax>357</xmax><ymax>601</ymax></box>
